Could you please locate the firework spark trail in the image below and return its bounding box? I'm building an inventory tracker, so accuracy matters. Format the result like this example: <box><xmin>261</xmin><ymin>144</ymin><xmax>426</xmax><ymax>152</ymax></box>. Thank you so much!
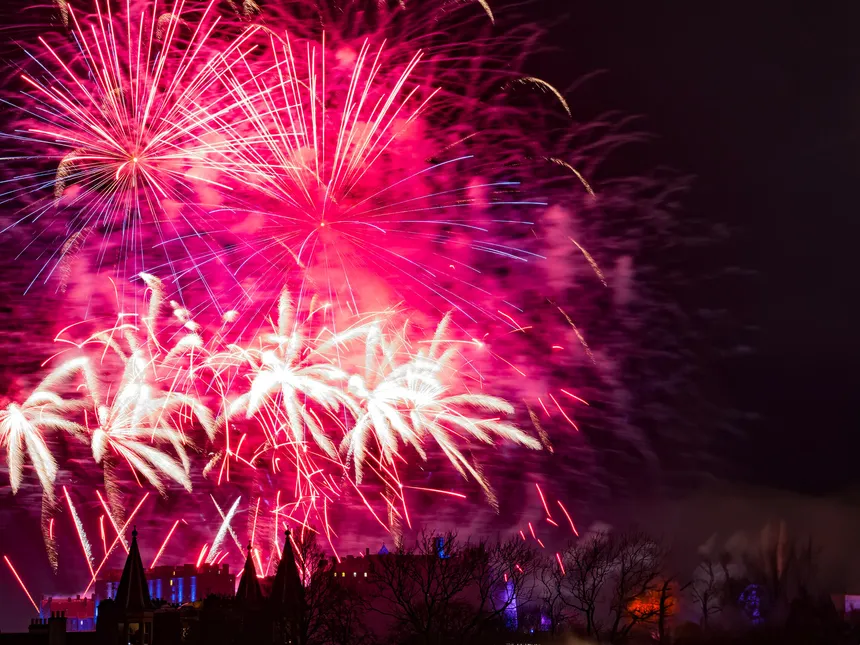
<box><xmin>149</xmin><ymin>519</ymin><xmax>182</xmax><ymax>569</ymax></box>
<box><xmin>3</xmin><ymin>555</ymin><xmax>39</xmax><ymax>612</ymax></box>
<box><xmin>99</xmin><ymin>515</ymin><xmax>107</xmax><ymax>556</ymax></box>
<box><xmin>535</xmin><ymin>483</ymin><xmax>552</xmax><ymax>520</ymax></box>
<box><xmin>63</xmin><ymin>486</ymin><xmax>94</xmax><ymax>576</ymax></box>
<box><xmin>548</xmin><ymin>393</ymin><xmax>578</xmax><ymax>432</ymax></box>
<box><xmin>95</xmin><ymin>490</ymin><xmax>129</xmax><ymax>553</ymax></box>
<box><xmin>559</xmin><ymin>389</ymin><xmax>589</xmax><ymax>406</ymax></box>
<box><xmin>557</xmin><ymin>500</ymin><xmax>579</xmax><ymax>537</ymax></box>
<box><xmin>84</xmin><ymin>493</ymin><xmax>149</xmax><ymax>595</ymax></box>
<box><xmin>195</xmin><ymin>544</ymin><xmax>209</xmax><ymax>568</ymax></box>
<box><xmin>250</xmin><ymin>496</ymin><xmax>261</xmax><ymax>547</ymax></box>
<box><xmin>253</xmin><ymin>548</ymin><xmax>264</xmax><ymax>577</ymax></box>
<box><xmin>210</xmin><ymin>495</ymin><xmax>244</xmax><ymax>555</ymax></box>
<box><xmin>207</xmin><ymin>496</ymin><xmax>241</xmax><ymax>564</ymax></box>
<box><xmin>569</xmin><ymin>237</ymin><xmax>605</xmax><ymax>285</ymax></box>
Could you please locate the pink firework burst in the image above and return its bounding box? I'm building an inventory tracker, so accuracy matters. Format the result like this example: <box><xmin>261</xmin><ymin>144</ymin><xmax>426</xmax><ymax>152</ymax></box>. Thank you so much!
<box><xmin>0</xmin><ymin>0</ymin><xmax>707</xmax><ymax>590</ymax></box>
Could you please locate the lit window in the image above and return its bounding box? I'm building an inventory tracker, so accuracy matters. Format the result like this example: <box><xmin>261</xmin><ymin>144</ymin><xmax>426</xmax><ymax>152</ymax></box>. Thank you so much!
<box><xmin>353</xmin><ymin>572</ymin><xmax>357</xmax><ymax>577</ymax></box>
<box><xmin>363</xmin><ymin>573</ymin><xmax>367</xmax><ymax>578</ymax></box>
<box><xmin>341</xmin><ymin>572</ymin><xmax>345</xmax><ymax>577</ymax></box>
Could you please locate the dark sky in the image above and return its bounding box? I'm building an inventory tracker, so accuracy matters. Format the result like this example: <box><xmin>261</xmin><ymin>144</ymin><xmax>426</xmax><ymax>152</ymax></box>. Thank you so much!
<box><xmin>536</xmin><ymin>1</ymin><xmax>858</xmax><ymax>495</ymax></box>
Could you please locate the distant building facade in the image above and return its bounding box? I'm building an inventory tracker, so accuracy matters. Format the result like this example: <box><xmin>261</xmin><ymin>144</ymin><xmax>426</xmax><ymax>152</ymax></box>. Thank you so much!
<box><xmin>96</xmin><ymin>563</ymin><xmax>234</xmax><ymax>606</ymax></box>
<box><xmin>40</xmin><ymin>595</ymin><xmax>96</xmax><ymax>632</ymax></box>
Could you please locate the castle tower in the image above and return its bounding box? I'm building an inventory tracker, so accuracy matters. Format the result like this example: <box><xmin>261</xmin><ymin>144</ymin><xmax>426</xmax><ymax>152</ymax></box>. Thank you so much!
<box><xmin>113</xmin><ymin>527</ymin><xmax>154</xmax><ymax>645</ymax></box>
<box><xmin>236</xmin><ymin>542</ymin><xmax>263</xmax><ymax>605</ymax></box>
<box><xmin>269</xmin><ymin>530</ymin><xmax>305</xmax><ymax>644</ymax></box>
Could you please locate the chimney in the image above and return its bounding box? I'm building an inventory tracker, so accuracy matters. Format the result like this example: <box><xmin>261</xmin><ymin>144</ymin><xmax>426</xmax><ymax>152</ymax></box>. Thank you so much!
<box><xmin>48</xmin><ymin>610</ymin><xmax>66</xmax><ymax>645</ymax></box>
<box><xmin>365</xmin><ymin>548</ymin><xmax>370</xmax><ymax>557</ymax></box>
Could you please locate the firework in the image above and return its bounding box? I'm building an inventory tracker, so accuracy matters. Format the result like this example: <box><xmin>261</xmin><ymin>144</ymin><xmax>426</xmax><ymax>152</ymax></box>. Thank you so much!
<box><xmin>0</xmin><ymin>357</ymin><xmax>88</xmax><ymax>499</ymax></box>
<box><xmin>0</xmin><ymin>0</ymin><xmax>700</xmax><ymax>592</ymax></box>
<box><xmin>209</xmin><ymin>22</ymin><xmax>544</xmax><ymax>321</ymax></box>
<box><xmin>1</xmin><ymin>0</ymin><xmax>262</xmax><ymax>293</ymax></box>
<box><xmin>340</xmin><ymin>313</ymin><xmax>541</xmax><ymax>506</ymax></box>
<box><xmin>4</xmin><ymin>271</ymin><xmax>542</xmax><ymax>569</ymax></box>
<box><xmin>220</xmin><ymin>289</ymin><xmax>353</xmax><ymax>458</ymax></box>
<box><xmin>89</xmin><ymin>353</ymin><xmax>194</xmax><ymax>498</ymax></box>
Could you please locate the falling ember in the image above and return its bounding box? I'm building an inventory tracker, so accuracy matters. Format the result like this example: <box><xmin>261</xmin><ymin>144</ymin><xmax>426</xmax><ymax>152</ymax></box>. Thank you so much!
<box><xmin>505</xmin><ymin>78</ymin><xmax>571</xmax><ymax>116</ymax></box>
<box><xmin>545</xmin><ymin>158</ymin><xmax>596</xmax><ymax>198</ymax></box>
<box><xmin>555</xmin><ymin>305</ymin><xmax>597</xmax><ymax>364</ymax></box>
<box><xmin>569</xmin><ymin>237</ymin><xmax>606</xmax><ymax>285</ymax></box>
<box><xmin>555</xmin><ymin>552</ymin><xmax>566</xmax><ymax>575</ymax></box>
<box><xmin>3</xmin><ymin>555</ymin><xmax>39</xmax><ymax>612</ymax></box>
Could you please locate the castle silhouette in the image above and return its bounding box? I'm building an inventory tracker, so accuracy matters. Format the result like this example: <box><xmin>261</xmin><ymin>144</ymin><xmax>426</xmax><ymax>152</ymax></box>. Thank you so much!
<box><xmin>0</xmin><ymin>528</ymin><xmax>305</xmax><ymax>645</ymax></box>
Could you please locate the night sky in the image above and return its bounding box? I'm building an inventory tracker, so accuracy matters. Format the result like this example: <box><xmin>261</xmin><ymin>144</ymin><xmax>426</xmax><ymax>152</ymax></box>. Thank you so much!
<box><xmin>0</xmin><ymin>0</ymin><xmax>856</xmax><ymax>630</ymax></box>
<box><xmin>537</xmin><ymin>1</ymin><xmax>858</xmax><ymax>495</ymax></box>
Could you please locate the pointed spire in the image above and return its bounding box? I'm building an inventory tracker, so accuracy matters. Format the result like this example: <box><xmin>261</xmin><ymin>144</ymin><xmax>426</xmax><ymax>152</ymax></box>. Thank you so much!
<box><xmin>270</xmin><ymin>529</ymin><xmax>304</xmax><ymax>611</ymax></box>
<box><xmin>115</xmin><ymin>526</ymin><xmax>153</xmax><ymax>612</ymax></box>
<box><xmin>236</xmin><ymin>542</ymin><xmax>263</xmax><ymax>604</ymax></box>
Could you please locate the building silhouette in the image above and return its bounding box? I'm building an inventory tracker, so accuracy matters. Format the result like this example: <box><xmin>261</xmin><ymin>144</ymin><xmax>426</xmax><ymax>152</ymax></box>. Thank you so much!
<box><xmin>0</xmin><ymin>529</ymin><xmax>305</xmax><ymax>645</ymax></box>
